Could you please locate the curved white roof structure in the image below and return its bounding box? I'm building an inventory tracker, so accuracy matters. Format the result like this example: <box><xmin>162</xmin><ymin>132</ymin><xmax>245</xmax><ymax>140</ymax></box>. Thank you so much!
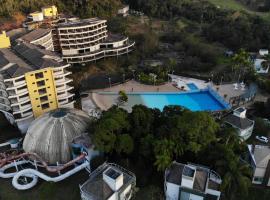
<box><xmin>23</xmin><ymin>108</ymin><xmax>91</xmax><ymax>164</ymax></box>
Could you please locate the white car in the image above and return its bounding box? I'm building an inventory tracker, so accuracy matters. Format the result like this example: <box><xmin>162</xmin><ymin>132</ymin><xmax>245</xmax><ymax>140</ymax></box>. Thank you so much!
<box><xmin>256</xmin><ymin>136</ymin><xmax>269</xmax><ymax>143</ymax></box>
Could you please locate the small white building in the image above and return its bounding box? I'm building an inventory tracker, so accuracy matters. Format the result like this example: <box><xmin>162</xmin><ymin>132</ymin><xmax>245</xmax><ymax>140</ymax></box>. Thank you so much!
<box><xmin>80</xmin><ymin>163</ymin><xmax>136</xmax><ymax>200</ymax></box>
<box><xmin>165</xmin><ymin>161</ymin><xmax>222</xmax><ymax>200</ymax></box>
<box><xmin>259</xmin><ymin>49</ymin><xmax>269</xmax><ymax>56</ymax></box>
<box><xmin>118</xmin><ymin>5</ymin><xmax>129</xmax><ymax>17</ymax></box>
<box><xmin>29</xmin><ymin>12</ymin><xmax>44</xmax><ymax>22</ymax></box>
<box><xmin>254</xmin><ymin>58</ymin><xmax>269</xmax><ymax>74</ymax></box>
<box><xmin>224</xmin><ymin>107</ymin><xmax>255</xmax><ymax>140</ymax></box>
<box><xmin>248</xmin><ymin>145</ymin><xmax>270</xmax><ymax>186</ymax></box>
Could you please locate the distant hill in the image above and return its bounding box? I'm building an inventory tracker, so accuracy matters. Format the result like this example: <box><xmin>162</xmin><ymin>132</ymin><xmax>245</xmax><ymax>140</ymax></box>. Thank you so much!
<box><xmin>237</xmin><ymin>0</ymin><xmax>270</xmax><ymax>11</ymax></box>
<box><xmin>0</xmin><ymin>0</ymin><xmax>123</xmax><ymax>18</ymax></box>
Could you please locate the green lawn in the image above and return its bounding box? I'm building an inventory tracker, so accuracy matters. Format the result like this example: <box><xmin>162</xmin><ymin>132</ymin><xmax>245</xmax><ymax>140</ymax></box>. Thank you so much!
<box><xmin>207</xmin><ymin>0</ymin><xmax>250</xmax><ymax>11</ymax></box>
<box><xmin>0</xmin><ymin>171</ymin><xmax>89</xmax><ymax>200</ymax></box>
<box><xmin>207</xmin><ymin>0</ymin><xmax>270</xmax><ymax>21</ymax></box>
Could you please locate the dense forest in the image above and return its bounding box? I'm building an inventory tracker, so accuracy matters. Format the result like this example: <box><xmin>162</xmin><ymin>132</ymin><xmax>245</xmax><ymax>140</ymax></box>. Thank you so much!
<box><xmin>125</xmin><ymin>0</ymin><xmax>270</xmax><ymax>50</ymax></box>
<box><xmin>0</xmin><ymin>0</ymin><xmax>123</xmax><ymax>18</ymax></box>
<box><xmin>1</xmin><ymin>0</ymin><xmax>270</xmax><ymax>50</ymax></box>
<box><xmin>92</xmin><ymin>105</ymin><xmax>252</xmax><ymax>200</ymax></box>
<box><xmin>238</xmin><ymin>0</ymin><xmax>270</xmax><ymax>11</ymax></box>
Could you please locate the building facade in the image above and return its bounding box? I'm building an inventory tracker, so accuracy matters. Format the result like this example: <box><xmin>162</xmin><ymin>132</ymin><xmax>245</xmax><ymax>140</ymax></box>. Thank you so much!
<box><xmin>0</xmin><ymin>41</ymin><xmax>74</xmax><ymax>133</ymax></box>
<box><xmin>52</xmin><ymin>18</ymin><xmax>135</xmax><ymax>64</ymax></box>
<box><xmin>19</xmin><ymin>28</ymin><xmax>54</xmax><ymax>51</ymax></box>
<box><xmin>248</xmin><ymin>145</ymin><xmax>270</xmax><ymax>186</ymax></box>
<box><xmin>80</xmin><ymin>163</ymin><xmax>136</xmax><ymax>200</ymax></box>
<box><xmin>42</xmin><ymin>5</ymin><xmax>58</xmax><ymax>18</ymax></box>
<box><xmin>224</xmin><ymin>107</ymin><xmax>255</xmax><ymax>140</ymax></box>
<box><xmin>165</xmin><ymin>161</ymin><xmax>222</xmax><ymax>200</ymax></box>
<box><xmin>0</xmin><ymin>31</ymin><xmax>11</xmax><ymax>49</ymax></box>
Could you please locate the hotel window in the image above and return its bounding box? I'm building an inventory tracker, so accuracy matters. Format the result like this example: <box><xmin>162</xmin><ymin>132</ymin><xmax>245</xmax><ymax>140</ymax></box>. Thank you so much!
<box><xmin>38</xmin><ymin>88</ymin><xmax>47</xmax><ymax>95</ymax></box>
<box><xmin>35</xmin><ymin>72</ymin><xmax>44</xmax><ymax>79</ymax></box>
<box><xmin>40</xmin><ymin>96</ymin><xmax>48</xmax><ymax>103</ymax></box>
<box><xmin>253</xmin><ymin>177</ymin><xmax>263</xmax><ymax>183</ymax></box>
<box><xmin>37</xmin><ymin>80</ymin><xmax>46</xmax><ymax>87</ymax></box>
<box><xmin>41</xmin><ymin>103</ymin><xmax>50</xmax><ymax>110</ymax></box>
<box><xmin>21</xmin><ymin>102</ymin><xmax>29</xmax><ymax>107</ymax></box>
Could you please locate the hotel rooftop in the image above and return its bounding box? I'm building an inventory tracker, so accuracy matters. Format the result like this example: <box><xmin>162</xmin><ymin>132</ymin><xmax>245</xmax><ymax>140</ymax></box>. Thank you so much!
<box><xmin>165</xmin><ymin>161</ymin><xmax>222</xmax><ymax>200</ymax></box>
<box><xmin>80</xmin><ymin>163</ymin><xmax>136</xmax><ymax>200</ymax></box>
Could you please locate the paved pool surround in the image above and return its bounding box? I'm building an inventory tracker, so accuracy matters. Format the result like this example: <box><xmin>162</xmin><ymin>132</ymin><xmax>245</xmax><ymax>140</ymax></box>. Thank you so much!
<box><xmin>97</xmin><ymin>87</ymin><xmax>231</xmax><ymax>112</ymax></box>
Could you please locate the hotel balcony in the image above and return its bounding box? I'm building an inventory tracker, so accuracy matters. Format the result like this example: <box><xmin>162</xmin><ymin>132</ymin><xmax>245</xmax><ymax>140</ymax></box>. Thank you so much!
<box><xmin>58</xmin><ymin>96</ymin><xmax>74</xmax><ymax>106</ymax></box>
<box><xmin>58</xmin><ymin>25</ymin><xmax>107</xmax><ymax>36</ymax></box>
<box><xmin>61</xmin><ymin>36</ymin><xmax>107</xmax><ymax>50</ymax></box>
<box><xmin>56</xmin><ymin>84</ymin><xmax>74</xmax><ymax>93</ymax></box>
<box><xmin>10</xmin><ymin>95</ymin><xmax>30</xmax><ymax>104</ymax></box>
<box><xmin>5</xmin><ymin>81</ymin><xmax>27</xmax><ymax>90</ymax></box>
<box><xmin>14</xmin><ymin>112</ymin><xmax>34</xmax><ymax>122</ymax></box>
<box><xmin>58</xmin><ymin>100</ymin><xmax>75</xmax><ymax>108</ymax></box>
<box><xmin>54</xmin><ymin>77</ymin><xmax>73</xmax><ymax>85</ymax></box>
<box><xmin>53</xmin><ymin>70</ymin><xmax>72</xmax><ymax>78</ymax></box>
<box><xmin>7</xmin><ymin>88</ymin><xmax>28</xmax><ymax>98</ymax></box>
<box><xmin>12</xmin><ymin>103</ymin><xmax>32</xmax><ymax>114</ymax></box>
<box><xmin>63</xmin><ymin>41</ymin><xmax>135</xmax><ymax>64</ymax></box>
<box><xmin>57</xmin><ymin>92</ymin><xmax>74</xmax><ymax>100</ymax></box>
<box><xmin>59</xmin><ymin>31</ymin><xmax>107</xmax><ymax>43</ymax></box>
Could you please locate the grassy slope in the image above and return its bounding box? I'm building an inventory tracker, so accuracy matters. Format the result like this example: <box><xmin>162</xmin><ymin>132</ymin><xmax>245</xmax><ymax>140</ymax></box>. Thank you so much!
<box><xmin>207</xmin><ymin>0</ymin><xmax>270</xmax><ymax>20</ymax></box>
<box><xmin>0</xmin><ymin>171</ymin><xmax>89</xmax><ymax>200</ymax></box>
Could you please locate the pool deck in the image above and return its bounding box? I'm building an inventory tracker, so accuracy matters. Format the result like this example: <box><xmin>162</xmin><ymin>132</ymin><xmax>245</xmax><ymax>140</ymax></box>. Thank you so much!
<box><xmin>88</xmin><ymin>79</ymin><xmax>230</xmax><ymax>111</ymax></box>
<box><xmin>90</xmin><ymin>80</ymin><xmax>180</xmax><ymax>110</ymax></box>
<box><xmin>83</xmin><ymin>76</ymin><xmax>266</xmax><ymax>112</ymax></box>
<box><xmin>91</xmin><ymin>80</ymin><xmax>180</xmax><ymax>93</ymax></box>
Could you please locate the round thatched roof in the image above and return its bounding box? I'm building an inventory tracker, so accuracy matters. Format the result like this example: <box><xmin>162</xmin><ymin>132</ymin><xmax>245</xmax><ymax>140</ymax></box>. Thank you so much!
<box><xmin>23</xmin><ymin>108</ymin><xmax>91</xmax><ymax>164</ymax></box>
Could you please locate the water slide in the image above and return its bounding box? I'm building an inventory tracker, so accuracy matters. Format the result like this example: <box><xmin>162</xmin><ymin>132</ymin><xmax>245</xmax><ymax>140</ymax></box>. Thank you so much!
<box><xmin>12</xmin><ymin>161</ymin><xmax>89</xmax><ymax>190</ymax></box>
<box><xmin>0</xmin><ymin>152</ymin><xmax>90</xmax><ymax>190</ymax></box>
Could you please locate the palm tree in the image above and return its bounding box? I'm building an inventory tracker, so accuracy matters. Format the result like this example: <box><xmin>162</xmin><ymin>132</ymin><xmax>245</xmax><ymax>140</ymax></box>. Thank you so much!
<box><xmin>232</xmin><ymin>49</ymin><xmax>254</xmax><ymax>81</ymax></box>
<box><xmin>205</xmin><ymin>127</ymin><xmax>252</xmax><ymax>200</ymax></box>
<box><xmin>219</xmin><ymin>155</ymin><xmax>252</xmax><ymax>200</ymax></box>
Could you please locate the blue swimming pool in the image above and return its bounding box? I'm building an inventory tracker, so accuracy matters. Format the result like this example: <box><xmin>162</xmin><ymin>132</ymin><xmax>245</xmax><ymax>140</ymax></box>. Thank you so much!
<box><xmin>98</xmin><ymin>88</ymin><xmax>231</xmax><ymax>112</ymax></box>
<box><xmin>187</xmin><ymin>83</ymin><xmax>199</xmax><ymax>91</ymax></box>
<box><xmin>137</xmin><ymin>89</ymin><xmax>230</xmax><ymax>111</ymax></box>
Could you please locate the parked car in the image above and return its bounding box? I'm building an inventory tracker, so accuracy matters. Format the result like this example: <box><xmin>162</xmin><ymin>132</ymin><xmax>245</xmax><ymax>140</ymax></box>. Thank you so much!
<box><xmin>256</xmin><ymin>136</ymin><xmax>269</xmax><ymax>143</ymax></box>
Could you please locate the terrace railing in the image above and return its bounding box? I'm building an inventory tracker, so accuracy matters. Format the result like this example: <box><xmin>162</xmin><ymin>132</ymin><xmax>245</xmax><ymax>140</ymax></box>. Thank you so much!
<box><xmin>206</xmin><ymin>86</ymin><xmax>231</xmax><ymax>109</ymax></box>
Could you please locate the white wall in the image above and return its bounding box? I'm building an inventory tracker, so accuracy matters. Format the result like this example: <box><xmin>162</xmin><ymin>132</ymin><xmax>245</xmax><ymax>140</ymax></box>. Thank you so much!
<box><xmin>90</xmin><ymin>44</ymin><xmax>100</xmax><ymax>52</ymax></box>
<box><xmin>107</xmin><ymin>192</ymin><xmax>118</xmax><ymax>200</ymax></box>
<box><xmin>239</xmin><ymin>124</ymin><xmax>254</xmax><ymax>140</ymax></box>
<box><xmin>206</xmin><ymin>188</ymin><xmax>221</xmax><ymax>200</ymax></box>
<box><xmin>103</xmin><ymin>172</ymin><xmax>124</xmax><ymax>192</ymax></box>
<box><xmin>119</xmin><ymin>184</ymin><xmax>132</xmax><ymax>200</ymax></box>
<box><xmin>166</xmin><ymin>182</ymin><xmax>180</xmax><ymax>200</ymax></box>
<box><xmin>32</xmin><ymin>13</ymin><xmax>44</xmax><ymax>22</ymax></box>
<box><xmin>189</xmin><ymin>194</ymin><xmax>204</xmax><ymax>200</ymax></box>
<box><xmin>113</xmin><ymin>41</ymin><xmax>124</xmax><ymax>48</ymax></box>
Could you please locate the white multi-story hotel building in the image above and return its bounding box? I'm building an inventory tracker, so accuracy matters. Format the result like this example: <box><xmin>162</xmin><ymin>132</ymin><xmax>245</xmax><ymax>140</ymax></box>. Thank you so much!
<box><xmin>0</xmin><ymin>41</ymin><xmax>74</xmax><ymax>133</ymax></box>
<box><xmin>52</xmin><ymin>18</ymin><xmax>135</xmax><ymax>64</ymax></box>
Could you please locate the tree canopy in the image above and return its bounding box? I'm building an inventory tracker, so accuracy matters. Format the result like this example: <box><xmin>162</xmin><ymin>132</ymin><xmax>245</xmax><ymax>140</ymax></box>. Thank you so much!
<box><xmin>94</xmin><ymin>105</ymin><xmax>219</xmax><ymax>170</ymax></box>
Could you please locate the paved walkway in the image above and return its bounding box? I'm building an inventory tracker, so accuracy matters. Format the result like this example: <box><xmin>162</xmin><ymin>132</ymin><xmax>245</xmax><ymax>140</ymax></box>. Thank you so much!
<box><xmin>91</xmin><ymin>80</ymin><xmax>180</xmax><ymax>93</ymax></box>
<box><xmin>216</xmin><ymin>83</ymin><xmax>246</xmax><ymax>98</ymax></box>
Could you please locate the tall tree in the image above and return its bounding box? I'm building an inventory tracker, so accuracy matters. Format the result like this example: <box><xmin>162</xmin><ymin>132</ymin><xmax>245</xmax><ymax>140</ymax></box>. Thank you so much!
<box><xmin>232</xmin><ymin>49</ymin><xmax>255</xmax><ymax>81</ymax></box>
